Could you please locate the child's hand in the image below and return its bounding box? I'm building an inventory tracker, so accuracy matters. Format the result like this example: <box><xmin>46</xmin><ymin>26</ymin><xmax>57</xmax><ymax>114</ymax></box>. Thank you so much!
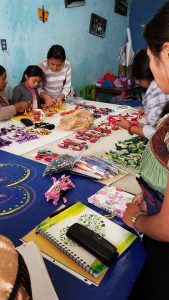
<box><xmin>118</xmin><ymin>115</ymin><xmax>130</xmax><ymax>131</ymax></box>
<box><xmin>14</xmin><ymin>101</ymin><xmax>31</xmax><ymax>113</ymax></box>
<box><xmin>138</xmin><ymin>107</ymin><xmax>144</xmax><ymax>119</ymax></box>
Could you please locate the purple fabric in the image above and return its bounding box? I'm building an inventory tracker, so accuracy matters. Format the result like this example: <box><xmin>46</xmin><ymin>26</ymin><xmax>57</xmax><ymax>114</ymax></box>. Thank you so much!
<box><xmin>137</xmin><ymin>177</ymin><xmax>163</xmax><ymax>215</ymax></box>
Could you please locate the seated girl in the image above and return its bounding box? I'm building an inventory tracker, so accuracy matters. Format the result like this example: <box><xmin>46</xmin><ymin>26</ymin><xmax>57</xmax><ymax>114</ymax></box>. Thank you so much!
<box><xmin>12</xmin><ymin>65</ymin><xmax>44</xmax><ymax>109</ymax></box>
<box><xmin>0</xmin><ymin>65</ymin><xmax>30</xmax><ymax>121</ymax></box>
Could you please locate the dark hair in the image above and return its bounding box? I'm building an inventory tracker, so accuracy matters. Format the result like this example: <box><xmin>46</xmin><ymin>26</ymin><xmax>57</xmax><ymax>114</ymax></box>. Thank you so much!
<box><xmin>160</xmin><ymin>102</ymin><xmax>169</xmax><ymax>118</ymax></box>
<box><xmin>47</xmin><ymin>45</ymin><xmax>66</xmax><ymax>61</ymax></box>
<box><xmin>132</xmin><ymin>49</ymin><xmax>154</xmax><ymax>81</ymax></box>
<box><xmin>21</xmin><ymin>65</ymin><xmax>44</xmax><ymax>83</ymax></box>
<box><xmin>0</xmin><ymin>65</ymin><xmax>6</xmax><ymax>76</ymax></box>
<box><xmin>144</xmin><ymin>2</ymin><xmax>169</xmax><ymax>56</ymax></box>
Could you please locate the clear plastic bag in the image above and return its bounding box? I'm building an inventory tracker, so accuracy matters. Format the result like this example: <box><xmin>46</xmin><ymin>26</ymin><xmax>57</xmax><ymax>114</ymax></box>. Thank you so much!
<box><xmin>43</xmin><ymin>154</ymin><xmax>81</xmax><ymax>176</ymax></box>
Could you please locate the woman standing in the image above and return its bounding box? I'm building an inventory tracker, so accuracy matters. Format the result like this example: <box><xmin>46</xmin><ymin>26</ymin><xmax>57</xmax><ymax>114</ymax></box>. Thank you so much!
<box><xmin>39</xmin><ymin>45</ymin><xmax>71</xmax><ymax>107</ymax></box>
<box><xmin>122</xmin><ymin>3</ymin><xmax>169</xmax><ymax>300</ymax></box>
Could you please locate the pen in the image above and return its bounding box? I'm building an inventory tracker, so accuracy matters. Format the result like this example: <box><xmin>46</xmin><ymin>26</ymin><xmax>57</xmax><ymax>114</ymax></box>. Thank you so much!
<box><xmin>49</xmin><ymin>202</ymin><xmax>76</xmax><ymax>218</ymax></box>
<box><xmin>36</xmin><ymin>202</ymin><xmax>77</xmax><ymax>233</ymax></box>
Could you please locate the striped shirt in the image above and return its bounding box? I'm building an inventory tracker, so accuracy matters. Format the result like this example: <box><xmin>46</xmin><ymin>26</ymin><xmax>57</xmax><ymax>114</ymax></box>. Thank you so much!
<box><xmin>143</xmin><ymin>80</ymin><xmax>169</xmax><ymax>125</ymax></box>
<box><xmin>142</xmin><ymin>80</ymin><xmax>169</xmax><ymax>139</ymax></box>
<box><xmin>39</xmin><ymin>58</ymin><xmax>71</xmax><ymax>100</ymax></box>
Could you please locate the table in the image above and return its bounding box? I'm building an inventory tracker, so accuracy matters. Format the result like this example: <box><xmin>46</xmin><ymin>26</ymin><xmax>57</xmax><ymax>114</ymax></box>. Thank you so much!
<box><xmin>0</xmin><ymin>101</ymin><xmax>136</xmax><ymax>157</ymax></box>
<box><xmin>0</xmin><ymin>100</ymin><xmax>145</xmax><ymax>300</ymax></box>
<box><xmin>94</xmin><ymin>85</ymin><xmax>145</xmax><ymax>102</ymax></box>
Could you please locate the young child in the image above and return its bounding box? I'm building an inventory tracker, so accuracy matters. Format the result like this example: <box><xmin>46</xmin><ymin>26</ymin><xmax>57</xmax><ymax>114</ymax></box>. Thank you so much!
<box><xmin>0</xmin><ymin>65</ymin><xmax>30</xmax><ymax>121</ymax></box>
<box><xmin>39</xmin><ymin>44</ymin><xmax>71</xmax><ymax>107</ymax></box>
<box><xmin>119</xmin><ymin>49</ymin><xmax>169</xmax><ymax>139</ymax></box>
<box><xmin>12</xmin><ymin>65</ymin><xmax>44</xmax><ymax>109</ymax></box>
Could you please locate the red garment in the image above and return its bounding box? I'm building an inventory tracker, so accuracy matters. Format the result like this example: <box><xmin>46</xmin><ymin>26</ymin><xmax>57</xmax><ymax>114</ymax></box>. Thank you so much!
<box><xmin>0</xmin><ymin>95</ymin><xmax>8</xmax><ymax>107</ymax></box>
<box><xmin>104</xmin><ymin>71</ymin><xmax>117</xmax><ymax>83</ymax></box>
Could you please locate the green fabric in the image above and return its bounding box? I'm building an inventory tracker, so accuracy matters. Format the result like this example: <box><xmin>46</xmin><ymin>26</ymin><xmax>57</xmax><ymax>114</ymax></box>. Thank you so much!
<box><xmin>82</xmin><ymin>85</ymin><xmax>95</xmax><ymax>100</ymax></box>
<box><xmin>140</xmin><ymin>142</ymin><xmax>168</xmax><ymax>195</ymax></box>
<box><xmin>140</xmin><ymin>115</ymin><xmax>169</xmax><ymax>195</ymax></box>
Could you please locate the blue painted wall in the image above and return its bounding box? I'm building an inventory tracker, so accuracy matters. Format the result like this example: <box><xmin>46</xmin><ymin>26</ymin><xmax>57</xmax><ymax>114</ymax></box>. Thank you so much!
<box><xmin>0</xmin><ymin>0</ymin><xmax>129</xmax><ymax>96</ymax></box>
<box><xmin>129</xmin><ymin>0</ymin><xmax>167</xmax><ymax>52</ymax></box>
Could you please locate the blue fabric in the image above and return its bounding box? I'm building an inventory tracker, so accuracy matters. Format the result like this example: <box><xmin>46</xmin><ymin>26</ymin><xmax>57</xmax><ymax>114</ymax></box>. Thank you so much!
<box><xmin>0</xmin><ymin>150</ymin><xmax>104</xmax><ymax>245</ymax></box>
<box><xmin>45</xmin><ymin>238</ymin><xmax>145</xmax><ymax>300</ymax></box>
<box><xmin>102</xmin><ymin>80</ymin><xmax>113</xmax><ymax>88</ymax></box>
<box><xmin>137</xmin><ymin>177</ymin><xmax>163</xmax><ymax>215</ymax></box>
<box><xmin>0</xmin><ymin>150</ymin><xmax>146</xmax><ymax>300</ymax></box>
<box><xmin>117</xmin><ymin>99</ymin><xmax>143</xmax><ymax>107</ymax></box>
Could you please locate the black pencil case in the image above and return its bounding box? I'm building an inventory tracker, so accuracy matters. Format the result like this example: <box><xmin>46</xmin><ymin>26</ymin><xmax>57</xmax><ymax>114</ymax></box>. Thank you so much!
<box><xmin>66</xmin><ymin>223</ymin><xmax>119</xmax><ymax>267</ymax></box>
<box><xmin>20</xmin><ymin>118</ymin><xmax>34</xmax><ymax>127</ymax></box>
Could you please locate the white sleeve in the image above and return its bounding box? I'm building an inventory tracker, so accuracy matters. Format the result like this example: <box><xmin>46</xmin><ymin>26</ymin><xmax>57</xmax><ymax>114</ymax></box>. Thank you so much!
<box><xmin>143</xmin><ymin>124</ymin><xmax>156</xmax><ymax>139</ymax></box>
<box><xmin>62</xmin><ymin>64</ymin><xmax>71</xmax><ymax>97</ymax></box>
<box><xmin>146</xmin><ymin>105</ymin><xmax>163</xmax><ymax>126</ymax></box>
<box><xmin>38</xmin><ymin>62</ymin><xmax>46</xmax><ymax>94</ymax></box>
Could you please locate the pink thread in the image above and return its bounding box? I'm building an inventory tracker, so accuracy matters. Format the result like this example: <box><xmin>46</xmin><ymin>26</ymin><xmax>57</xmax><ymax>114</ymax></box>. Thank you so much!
<box><xmin>45</xmin><ymin>175</ymin><xmax>75</xmax><ymax>206</ymax></box>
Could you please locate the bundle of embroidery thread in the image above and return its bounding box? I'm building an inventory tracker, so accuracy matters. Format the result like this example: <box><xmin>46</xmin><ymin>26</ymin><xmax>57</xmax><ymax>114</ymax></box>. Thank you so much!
<box><xmin>45</xmin><ymin>175</ymin><xmax>75</xmax><ymax>206</ymax></box>
<box><xmin>35</xmin><ymin>149</ymin><xmax>59</xmax><ymax>162</ymax></box>
<box><xmin>104</xmin><ymin>136</ymin><xmax>148</xmax><ymax>173</ymax></box>
<box><xmin>0</xmin><ymin>125</ymin><xmax>39</xmax><ymax>145</ymax></box>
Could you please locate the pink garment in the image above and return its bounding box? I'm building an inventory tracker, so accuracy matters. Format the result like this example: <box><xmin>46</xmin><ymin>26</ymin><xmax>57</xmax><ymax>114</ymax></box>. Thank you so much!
<box><xmin>27</xmin><ymin>88</ymin><xmax>38</xmax><ymax>109</ymax></box>
<box><xmin>0</xmin><ymin>92</ymin><xmax>9</xmax><ymax>107</ymax></box>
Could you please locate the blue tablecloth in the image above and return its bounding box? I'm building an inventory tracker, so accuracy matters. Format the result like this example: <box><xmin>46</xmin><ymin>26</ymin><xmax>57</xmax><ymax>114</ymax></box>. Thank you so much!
<box><xmin>0</xmin><ymin>149</ymin><xmax>146</xmax><ymax>300</ymax></box>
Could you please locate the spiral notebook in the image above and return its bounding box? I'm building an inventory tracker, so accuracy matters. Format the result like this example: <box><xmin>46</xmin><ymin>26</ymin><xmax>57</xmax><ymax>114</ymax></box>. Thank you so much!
<box><xmin>88</xmin><ymin>185</ymin><xmax>134</xmax><ymax>218</ymax></box>
<box><xmin>36</xmin><ymin>202</ymin><xmax>137</xmax><ymax>278</ymax></box>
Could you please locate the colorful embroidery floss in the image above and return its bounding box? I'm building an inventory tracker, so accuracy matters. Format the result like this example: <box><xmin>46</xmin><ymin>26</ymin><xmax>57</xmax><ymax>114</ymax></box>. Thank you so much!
<box><xmin>45</xmin><ymin>175</ymin><xmax>75</xmax><ymax>206</ymax></box>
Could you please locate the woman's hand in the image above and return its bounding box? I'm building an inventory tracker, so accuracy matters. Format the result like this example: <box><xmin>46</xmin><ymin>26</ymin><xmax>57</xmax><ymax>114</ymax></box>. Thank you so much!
<box><xmin>132</xmin><ymin>192</ymin><xmax>147</xmax><ymax>213</ymax></box>
<box><xmin>122</xmin><ymin>203</ymin><xmax>142</xmax><ymax>228</ymax></box>
<box><xmin>118</xmin><ymin>115</ymin><xmax>131</xmax><ymax>131</ymax></box>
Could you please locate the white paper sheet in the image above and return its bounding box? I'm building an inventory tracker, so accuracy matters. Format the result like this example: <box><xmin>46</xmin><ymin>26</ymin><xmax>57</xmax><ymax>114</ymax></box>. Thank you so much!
<box><xmin>17</xmin><ymin>242</ymin><xmax>59</xmax><ymax>300</ymax></box>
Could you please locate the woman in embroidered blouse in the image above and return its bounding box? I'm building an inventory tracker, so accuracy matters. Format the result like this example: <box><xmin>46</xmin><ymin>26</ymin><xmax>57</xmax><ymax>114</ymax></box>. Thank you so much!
<box><xmin>122</xmin><ymin>3</ymin><xmax>169</xmax><ymax>300</ymax></box>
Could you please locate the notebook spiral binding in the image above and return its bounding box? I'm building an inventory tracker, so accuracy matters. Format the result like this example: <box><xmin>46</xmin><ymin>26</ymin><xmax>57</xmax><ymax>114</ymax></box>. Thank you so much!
<box><xmin>36</xmin><ymin>227</ymin><xmax>96</xmax><ymax>277</ymax></box>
